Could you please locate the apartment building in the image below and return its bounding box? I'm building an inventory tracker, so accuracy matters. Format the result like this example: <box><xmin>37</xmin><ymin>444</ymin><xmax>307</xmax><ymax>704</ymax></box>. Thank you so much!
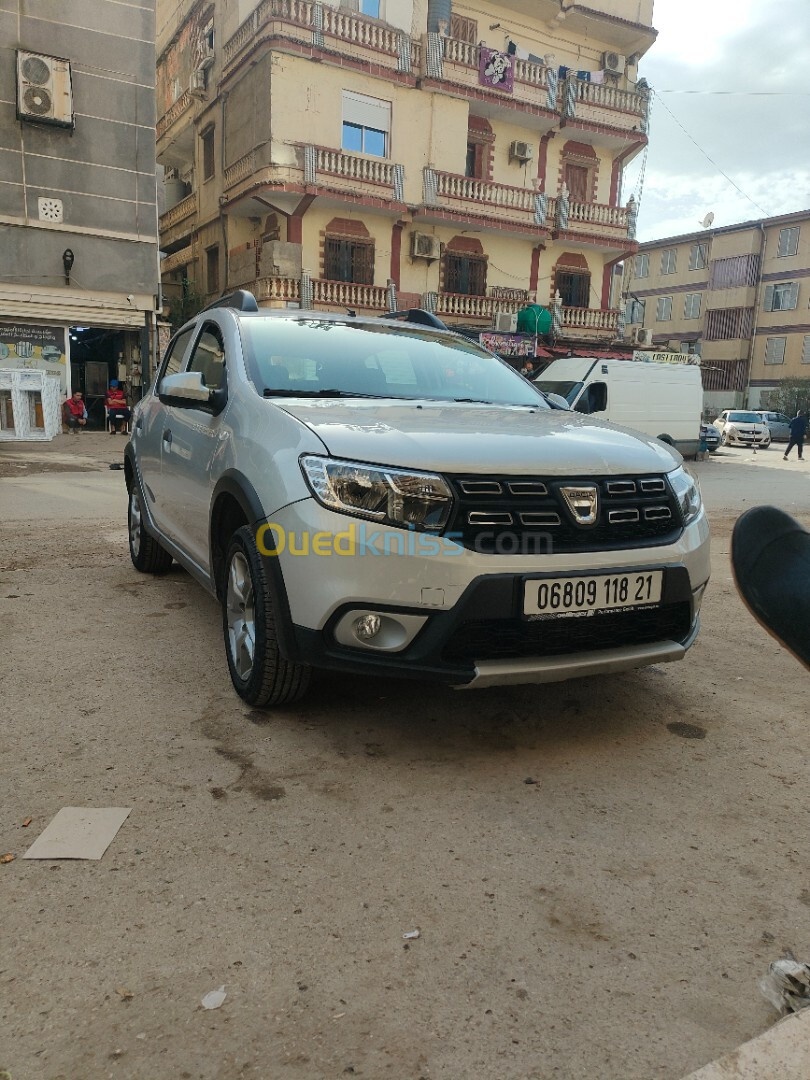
<box><xmin>0</xmin><ymin>0</ymin><xmax>160</xmax><ymax>431</ymax></box>
<box><xmin>624</xmin><ymin>210</ymin><xmax>810</xmax><ymax>411</ymax></box>
<box><xmin>155</xmin><ymin>0</ymin><xmax>655</xmax><ymax>354</ymax></box>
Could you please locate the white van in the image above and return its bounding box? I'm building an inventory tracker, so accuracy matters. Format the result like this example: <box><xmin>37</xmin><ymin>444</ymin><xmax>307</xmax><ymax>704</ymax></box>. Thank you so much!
<box><xmin>535</xmin><ymin>356</ymin><xmax>703</xmax><ymax>458</ymax></box>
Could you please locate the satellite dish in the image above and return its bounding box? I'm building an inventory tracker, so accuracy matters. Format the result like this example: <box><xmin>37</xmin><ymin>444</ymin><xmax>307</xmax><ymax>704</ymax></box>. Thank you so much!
<box><xmin>700</xmin><ymin>212</ymin><xmax>715</xmax><ymax>229</ymax></box>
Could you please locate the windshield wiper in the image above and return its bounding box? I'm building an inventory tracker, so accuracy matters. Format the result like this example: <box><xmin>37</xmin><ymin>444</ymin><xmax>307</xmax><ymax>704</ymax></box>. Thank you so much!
<box><xmin>264</xmin><ymin>388</ymin><xmax>387</xmax><ymax>399</ymax></box>
<box><xmin>452</xmin><ymin>397</ymin><xmax>494</xmax><ymax>404</ymax></box>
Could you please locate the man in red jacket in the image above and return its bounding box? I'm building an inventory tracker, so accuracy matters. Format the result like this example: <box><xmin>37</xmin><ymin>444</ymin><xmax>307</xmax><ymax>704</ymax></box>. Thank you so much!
<box><xmin>105</xmin><ymin>380</ymin><xmax>130</xmax><ymax>434</ymax></box>
<box><xmin>63</xmin><ymin>390</ymin><xmax>87</xmax><ymax>433</ymax></box>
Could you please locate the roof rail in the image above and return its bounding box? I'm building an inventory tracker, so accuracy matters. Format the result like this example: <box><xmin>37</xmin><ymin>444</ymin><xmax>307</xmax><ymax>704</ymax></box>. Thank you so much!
<box><xmin>382</xmin><ymin>308</ymin><xmax>449</xmax><ymax>330</ymax></box>
<box><xmin>200</xmin><ymin>289</ymin><xmax>259</xmax><ymax>314</ymax></box>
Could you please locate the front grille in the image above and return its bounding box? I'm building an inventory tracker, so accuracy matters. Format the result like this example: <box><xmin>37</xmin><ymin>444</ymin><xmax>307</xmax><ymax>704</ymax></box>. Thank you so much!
<box><xmin>445</xmin><ymin>473</ymin><xmax>683</xmax><ymax>554</ymax></box>
<box><xmin>443</xmin><ymin>602</ymin><xmax>692</xmax><ymax>664</ymax></box>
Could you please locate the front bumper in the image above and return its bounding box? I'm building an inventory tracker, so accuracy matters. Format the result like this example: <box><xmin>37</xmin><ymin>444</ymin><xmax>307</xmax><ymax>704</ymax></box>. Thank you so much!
<box><xmin>261</xmin><ymin>499</ymin><xmax>710</xmax><ymax>689</ymax></box>
<box><xmin>727</xmin><ymin>429</ymin><xmax>769</xmax><ymax>445</ymax></box>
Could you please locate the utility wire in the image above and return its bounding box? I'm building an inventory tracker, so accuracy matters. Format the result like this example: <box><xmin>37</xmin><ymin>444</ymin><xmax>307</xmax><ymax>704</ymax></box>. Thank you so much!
<box><xmin>656</xmin><ymin>90</ymin><xmax>809</xmax><ymax>96</ymax></box>
<box><xmin>652</xmin><ymin>91</ymin><xmax>771</xmax><ymax>217</ymax></box>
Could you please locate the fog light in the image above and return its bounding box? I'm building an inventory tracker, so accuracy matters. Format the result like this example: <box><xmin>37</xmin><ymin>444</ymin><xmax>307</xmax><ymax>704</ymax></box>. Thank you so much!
<box><xmin>353</xmin><ymin>613</ymin><xmax>382</xmax><ymax>641</ymax></box>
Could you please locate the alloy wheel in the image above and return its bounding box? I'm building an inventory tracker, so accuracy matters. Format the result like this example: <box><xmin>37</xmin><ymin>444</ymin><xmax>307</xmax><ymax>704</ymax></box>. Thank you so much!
<box><xmin>226</xmin><ymin>551</ymin><xmax>256</xmax><ymax>681</ymax></box>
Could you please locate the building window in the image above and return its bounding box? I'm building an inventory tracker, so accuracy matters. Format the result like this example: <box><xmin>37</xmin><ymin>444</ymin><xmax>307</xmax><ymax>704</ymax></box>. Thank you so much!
<box><xmin>709</xmin><ymin>254</ymin><xmax>760</xmax><ymax>289</ymax></box>
<box><xmin>635</xmin><ymin>253</ymin><xmax>649</xmax><ymax>278</ymax></box>
<box><xmin>764</xmin><ymin>282</ymin><xmax>799</xmax><ymax>311</ymax></box>
<box><xmin>450</xmin><ymin>13</ymin><xmax>478</xmax><ymax>42</ymax></box>
<box><xmin>777</xmin><ymin>226</ymin><xmax>800</xmax><ymax>258</ymax></box>
<box><xmin>689</xmin><ymin>243</ymin><xmax>708</xmax><ymax>270</ymax></box>
<box><xmin>564</xmin><ymin>163</ymin><xmax>590</xmax><ymax>203</ymax></box>
<box><xmin>705</xmin><ymin>307</ymin><xmax>754</xmax><ymax>341</ymax></box>
<box><xmin>201</xmin><ymin>127</ymin><xmax>215</xmax><ymax>181</ymax></box>
<box><xmin>360</xmin><ymin>0</ymin><xmax>380</xmax><ymax>16</ymax></box>
<box><xmin>802</xmin><ymin>335</ymin><xmax>810</xmax><ymax>364</ymax></box>
<box><xmin>764</xmin><ymin>337</ymin><xmax>787</xmax><ymax>364</ymax></box>
<box><xmin>324</xmin><ymin>236</ymin><xmax>374</xmax><ymax>285</ymax></box>
<box><xmin>684</xmin><ymin>293</ymin><xmax>702</xmax><ymax>320</ymax></box>
<box><xmin>465</xmin><ymin>142</ymin><xmax>482</xmax><ymax>178</ymax></box>
<box><xmin>555</xmin><ymin>271</ymin><xmax>590</xmax><ymax>308</ymax></box>
<box><xmin>660</xmin><ymin>249</ymin><xmax>677</xmax><ymax>275</ymax></box>
<box><xmin>445</xmin><ymin>253</ymin><xmax>487</xmax><ymax>295</ymax></box>
<box><xmin>206</xmin><ymin>245</ymin><xmax>219</xmax><ymax>293</ymax></box>
<box><xmin>628</xmin><ymin>299</ymin><xmax>645</xmax><ymax>324</ymax></box>
<box><xmin>342</xmin><ymin>90</ymin><xmax>390</xmax><ymax>157</ymax></box>
<box><xmin>656</xmin><ymin>296</ymin><xmax>673</xmax><ymax>321</ymax></box>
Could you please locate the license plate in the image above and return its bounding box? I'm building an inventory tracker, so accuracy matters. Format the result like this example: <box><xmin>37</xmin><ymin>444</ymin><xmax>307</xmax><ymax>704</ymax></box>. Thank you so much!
<box><xmin>523</xmin><ymin>571</ymin><xmax>663</xmax><ymax>619</ymax></box>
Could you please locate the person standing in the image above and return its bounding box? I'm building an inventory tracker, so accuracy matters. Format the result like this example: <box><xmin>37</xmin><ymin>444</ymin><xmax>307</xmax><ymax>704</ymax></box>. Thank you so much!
<box><xmin>783</xmin><ymin>411</ymin><xmax>808</xmax><ymax>461</ymax></box>
<box><xmin>63</xmin><ymin>390</ymin><xmax>87</xmax><ymax>433</ymax></box>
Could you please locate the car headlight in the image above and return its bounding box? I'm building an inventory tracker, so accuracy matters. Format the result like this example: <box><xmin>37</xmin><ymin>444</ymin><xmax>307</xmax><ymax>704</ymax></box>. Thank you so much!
<box><xmin>668</xmin><ymin>465</ymin><xmax>702</xmax><ymax>525</ymax></box>
<box><xmin>300</xmin><ymin>456</ymin><xmax>454</xmax><ymax>531</ymax></box>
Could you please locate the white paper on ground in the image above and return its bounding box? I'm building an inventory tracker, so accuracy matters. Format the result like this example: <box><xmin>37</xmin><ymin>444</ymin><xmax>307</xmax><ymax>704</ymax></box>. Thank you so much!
<box><xmin>22</xmin><ymin>807</ymin><xmax>132</xmax><ymax>860</ymax></box>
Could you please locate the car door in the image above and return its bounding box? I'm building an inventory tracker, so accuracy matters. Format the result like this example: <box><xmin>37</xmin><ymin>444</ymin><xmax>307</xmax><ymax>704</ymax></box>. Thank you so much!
<box><xmin>159</xmin><ymin>321</ymin><xmax>229</xmax><ymax>572</ymax></box>
<box><xmin>136</xmin><ymin>325</ymin><xmax>196</xmax><ymax>537</ymax></box>
<box><xmin>714</xmin><ymin>411</ymin><xmax>728</xmax><ymax>432</ymax></box>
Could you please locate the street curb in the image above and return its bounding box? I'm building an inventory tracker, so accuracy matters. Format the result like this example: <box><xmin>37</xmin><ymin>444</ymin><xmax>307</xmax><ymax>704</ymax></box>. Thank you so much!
<box><xmin>682</xmin><ymin>1008</ymin><xmax>810</xmax><ymax>1078</ymax></box>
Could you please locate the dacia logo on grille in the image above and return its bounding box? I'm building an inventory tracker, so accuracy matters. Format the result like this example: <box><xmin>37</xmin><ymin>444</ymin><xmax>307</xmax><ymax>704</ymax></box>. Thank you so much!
<box><xmin>560</xmin><ymin>484</ymin><xmax>599</xmax><ymax>527</ymax></box>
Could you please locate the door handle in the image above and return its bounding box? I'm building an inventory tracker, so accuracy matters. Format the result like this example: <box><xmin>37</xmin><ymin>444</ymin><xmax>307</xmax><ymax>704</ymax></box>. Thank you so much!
<box><xmin>162</xmin><ymin>429</ymin><xmax>172</xmax><ymax>446</ymax></box>
<box><xmin>135</xmin><ymin>417</ymin><xmax>143</xmax><ymax>431</ymax></box>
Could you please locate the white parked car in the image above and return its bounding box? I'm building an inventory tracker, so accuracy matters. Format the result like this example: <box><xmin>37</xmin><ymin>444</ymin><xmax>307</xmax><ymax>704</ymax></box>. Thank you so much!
<box><xmin>124</xmin><ymin>292</ymin><xmax>710</xmax><ymax>708</ymax></box>
<box><xmin>753</xmin><ymin>411</ymin><xmax>792</xmax><ymax>442</ymax></box>
<box><xmin>713</xmin><ymin>410</ymin><xmax>771</xmax><ymax>448</ymax></box>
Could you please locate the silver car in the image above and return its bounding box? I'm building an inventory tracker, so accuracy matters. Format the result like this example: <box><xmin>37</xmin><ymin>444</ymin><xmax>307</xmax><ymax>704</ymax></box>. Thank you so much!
<box><xmin>754</xmin><ymin>411</ymin><xmax>792</xmax><ymax>442</ymax></box>
<box><xmin>124</xmin><ymin>291</ymin><xmax>710</xmax><ymax>708</ymax></box>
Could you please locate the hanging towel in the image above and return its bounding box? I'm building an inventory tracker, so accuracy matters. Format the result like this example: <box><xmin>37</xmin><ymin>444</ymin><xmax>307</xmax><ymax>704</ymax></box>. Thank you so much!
<box><xmin>507</xmin><ymin>40</ymin><xmax>517</xmax><ymax>56</ymax></box>
<box><xmin>591</xmin><ymin>70</ymin><xmax>605</xmax><ymax>84</ymax></box>
<box><xmin>515</xmin><ymin>45</ymin><xmax>529</xmax><ymax>60</ymax></box>
<box><xmin>577</xmin><ymin>70</ymin><xmax>591</xmax><ymax>81</ymax></box>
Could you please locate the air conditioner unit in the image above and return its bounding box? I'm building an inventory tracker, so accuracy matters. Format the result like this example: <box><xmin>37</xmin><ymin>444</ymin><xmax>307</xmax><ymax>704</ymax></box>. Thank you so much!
<box><xmin>633</xmin><ymin>327</ymin><xmax>653</xmax><ymax>347</ymax></box>
<box><xmin>494</xmin><ymin>312</ymin><xmax>518</xmax><ymax>333</ymax></box>
<box><xmin>602</xmin><ymin>51</ymin><xmax>626</xmax><ymax>75</ymax></box>
<box><xmin>509</xmin><ymin>140</ymin><xmax>534</xmax><ymax>164</ymax></box>
<box><xmin>189</xmin><ymin>69</ymin><xmax>207</xmax><ymax>97</ymax></box>
<box><xmin>411</xmin><ymin>233</ymin><xmax>441</xmax><ymax>261</ymax></box>
<box><xmin>16</xmin><ymin>51</ymin><xmax>73</xmax><ymax>128</ymax></box>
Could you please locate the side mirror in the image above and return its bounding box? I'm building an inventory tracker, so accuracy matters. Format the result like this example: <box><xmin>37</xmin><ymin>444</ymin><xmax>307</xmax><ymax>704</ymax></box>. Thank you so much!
<box><xmin>159</xmin><ymin>371</ymin><xmax>211</xmax><ymax>403</ymax></box>
<box><xmin>545</xmin><ymin>393</ymin><xmax>571</xmax><ymax>411</ymax></box>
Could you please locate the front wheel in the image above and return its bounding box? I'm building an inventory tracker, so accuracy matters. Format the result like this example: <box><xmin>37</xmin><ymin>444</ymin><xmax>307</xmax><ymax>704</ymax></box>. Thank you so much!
<box><xmin>721</xmin><ymin>430</ymin><xmax>730</xmax><ymax>446</ymax></box>
<box><xmin>128</xmin><ymin>482</ymin><xmax>172</xmax><ymax>573</ymax></box>
<box><xmin>222</xmin><ymin>525</ymin><xmax>311</xmax><ymax>707</ymax></box>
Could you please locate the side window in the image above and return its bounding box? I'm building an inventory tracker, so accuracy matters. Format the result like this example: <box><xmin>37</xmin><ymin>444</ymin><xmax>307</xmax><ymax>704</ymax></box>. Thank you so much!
<box><xmin>187</xmin><ymin>324</ymin><xmax>226</xmax><ymax>390</ymax></box>
<box><xmin>578</xmin><ymin>382</ymin><xmax>607</xmax><ymax>414</ymax></box>
<box><xmin>159</xmin><ymin>327</ymin><xmax>195</xmax><ymax>390</ymax></box>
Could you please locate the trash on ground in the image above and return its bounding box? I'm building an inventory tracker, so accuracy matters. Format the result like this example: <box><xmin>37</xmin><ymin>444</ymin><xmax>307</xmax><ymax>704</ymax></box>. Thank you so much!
<box><xmin>759</xmin><ymin>951</ymin><xmax>810</xmax><ymax>1014</ymax></box>
<box><xmin>403</xmin><ymin>929</ymin><xmax>421</xmax><ymax>940</ymax></box>
<box><xmin>21</xmin><ymin>817</ymin><xmax>32</xmax><ymax>827</ymax></box>
<box><xmin>22</xmin><ymin>807</ymin><xmax>132</xmax><ymax>860</ymax></box>
<box><xmin>115</xmin><ymin>987</ymin><xmax>134</xmax><ymax>1000</ymax></box>
<box><xmin>1</xmin><ymin>853</ymin><xmax>14</xmax><ymax>864</ymax></box>
<box><xmin>201</xmin><ymin>986</ymin><xmax>227</xmax><ymax>1010</ymax></box>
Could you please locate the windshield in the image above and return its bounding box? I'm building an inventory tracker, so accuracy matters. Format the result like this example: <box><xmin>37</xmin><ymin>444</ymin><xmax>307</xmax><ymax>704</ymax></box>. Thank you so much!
<box><xmin>240</xmin><ymin>318</ymin><xmax>549</xmax><ymax>408</ymax></box>
<box><xmin>728</xmin><ymin>411</ymin><xmax>761</xmax><ymax>423</ymax></box>
<box><xmin>533</xmin><ymin>379</ymin><xmax>582</xmax><ymax>404</ymax></box>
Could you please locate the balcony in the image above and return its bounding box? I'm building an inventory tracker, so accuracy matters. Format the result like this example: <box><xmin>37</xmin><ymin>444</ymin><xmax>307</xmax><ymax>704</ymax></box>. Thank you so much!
<box><xmin>563</xmin><ymin>76</ymin><xmax>650</xmax><ymax>145</ymax></box>
<box><xmin>423</xmin><ymin>169</ymin><xmax>548</xmax><ymax>232</ymax></box>
<box><xmin>223</xmin><ymin>143</ymin><xmax>405</xmax><ymax>213</ymax></box>
<box><xmin>435</xmin><ymin>293</ymin><xmax>528</xmax><ymax>321</ymax></box>
<box><xmin>254</xmin><ymin>276</ymin><xmax>389</xmax><ymax>311</ymax></box>
<box><xmin>159</xmin><ymin>192</ymin><xmax>197</xmax><ymax>247</ymax></box>
<box><xmin>560</xmin><ymin>307</ymin><xmax>621</xmax><ymax>334</ymax></box>
<box><xmin>156</xmin><ymin>89</ymin><xmax>193</xmax><ymax>143</ymax></box>
<box><xmin>222</xmin><ymin>0</ymin><xmax>420</xmax><ymax>80</ymax></box>
<box><xmin>434</xmin><ymin>37</ymin><xmax>556</xmax><ymax>124</ymax></box>
<box><xmin>161</xmin><ymin>245</ymin><xmax>193</xmax><ymax>275</ymax></box>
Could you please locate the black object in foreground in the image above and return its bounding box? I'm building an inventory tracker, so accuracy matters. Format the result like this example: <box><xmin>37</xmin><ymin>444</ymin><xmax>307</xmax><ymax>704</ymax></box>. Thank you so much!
<box><xmin>731</xmin><ymin>506</ymin><xmax>810</xmax><ymax>670</ymax></box>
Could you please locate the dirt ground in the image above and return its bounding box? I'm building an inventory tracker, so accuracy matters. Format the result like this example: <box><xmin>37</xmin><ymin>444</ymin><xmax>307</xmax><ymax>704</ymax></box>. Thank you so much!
<box><xmin>1</xmin><ymin>435</ymin><xmax>809</xmax><ymax>1080</ymax></box>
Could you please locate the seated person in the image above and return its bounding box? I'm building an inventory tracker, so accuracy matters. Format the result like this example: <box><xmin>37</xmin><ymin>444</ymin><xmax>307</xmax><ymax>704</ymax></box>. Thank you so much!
<box><xmin>105</xmin><ymin>380</ymin><xmax>130</xmax><ymax>434</ymax></box>
<box><xmin>63</xmin><ymin>390</ymin><xmax>88</xmax><ymax>433</ymax></box>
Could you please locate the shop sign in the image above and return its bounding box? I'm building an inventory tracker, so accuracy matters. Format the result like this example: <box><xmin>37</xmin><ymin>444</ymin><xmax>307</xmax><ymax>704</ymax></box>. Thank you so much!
<box><xmin>0</xmin><ymin>323</ymin><xmax>67</xmax><ymax>389</ymax></box>
<box><xmin>480</xmin><ymin>332</ymin><xmax>536</xmax><ymax>357</ymax></box>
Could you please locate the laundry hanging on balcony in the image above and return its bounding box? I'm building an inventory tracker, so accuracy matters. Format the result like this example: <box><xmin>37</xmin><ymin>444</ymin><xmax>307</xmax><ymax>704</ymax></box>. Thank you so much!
<box><xmin>479</xmin><ymin>48</ymin><xmax>514</xmax><ymax>93</ymax></box>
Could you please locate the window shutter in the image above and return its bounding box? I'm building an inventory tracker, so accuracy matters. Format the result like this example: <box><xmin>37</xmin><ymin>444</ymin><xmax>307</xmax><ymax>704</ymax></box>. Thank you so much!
<box><xmin>802</xmin><ymin>335</ymin><xmax>810</xmax><ymax>364</ymax></box>
<box><xmin>787</xmin><ymin>282</ymin><xmax>800</xmax><ymax>310</ymax></box>
<box><xmin>763</xmin><ymin>284</ymin><xmax>774</xmax><ymax>312</ymax></box>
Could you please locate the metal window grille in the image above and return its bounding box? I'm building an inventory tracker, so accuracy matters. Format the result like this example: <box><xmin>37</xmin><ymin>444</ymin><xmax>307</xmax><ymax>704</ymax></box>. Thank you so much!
<box><xmin>556</xmin><ymin>271</ymin><xmax>591</xmax><ymax>308</ymax></box>
<box><xmin>704</xmin><ymin>307</ymin><xmax>754</xmax><ymax>341</ymax></box>
<box><xmin>708</xmin><ymin>254</ymin><xmax>760</xmax><ymax>289</ymax></box>
<box><xmin>445</xmin><ymin>254</ymin><xmax>487</xmax><ymax>296</ymax></box>
<box><xmin>324</xmin><ymin>238</ymin><xmax>374</xmax><ymax>285</ymax></box>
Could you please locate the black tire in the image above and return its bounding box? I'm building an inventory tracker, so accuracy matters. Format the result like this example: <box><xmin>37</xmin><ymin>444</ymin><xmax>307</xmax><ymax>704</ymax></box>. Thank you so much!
<box><xmin>221</xmin><ymin>525</ymin><xmax>310</xmax><ymax>707</ymax></box>
<box><xmin>128</xmin><ymin>480</ymin><xmax>173</xmax><ymax>574</ymax></box>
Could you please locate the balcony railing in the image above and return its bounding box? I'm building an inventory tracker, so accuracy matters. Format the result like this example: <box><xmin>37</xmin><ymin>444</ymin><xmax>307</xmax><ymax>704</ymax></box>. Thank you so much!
<box><xmin>566</xmin><ymin>201</ymin><xmax>629</xmax><ymax>231</ymax></box>
<box><xmin>224</xmin><ymin>150</ymin><xmax>257</xmax><ymax>190</ymax></box>
<box><xmin>433</xmin><ymin>171</ymin><xmax>537</xmax><ymax>214</ymax></box>
<box><xmin>160</xmin><ymin>246</ymin><xmax>193</xmax><ymax>275</ymax></box>
<box><xmin>224</xmin><ymin>0</ymin><xmax>412</xmax><ymax>72</ymax></box>
<box><xmin>560</xmin><ymin>307</ymin><xmax>620</xmax><ymax>333</ymax></box>
<box><xmin>156</xmin><ymin>89</ymin><xmax>192</xmax><ymax>141</ymax></box>
<box><xmin>253</xmin><ymin>276</ymin><xmax>389</xmax><ymax>310</ymax></box>
<box><xmin>573</xmin><ymin>78</ymin><xmax>647</xmax><ymax>117</ymax></box>
<box><xmin>315</xmin><ymin>148</ymin><xmax>395</xmax><ymax>187</ymax></box>
<box><xmin>435</xmin><ymin>293</ymin><xmax>526</xmax><ymax>319</ymax></box>
<box><xmin>159</xmin><ymin>192</ymin><xmax>196</xmax><ymax>231</ymax></box>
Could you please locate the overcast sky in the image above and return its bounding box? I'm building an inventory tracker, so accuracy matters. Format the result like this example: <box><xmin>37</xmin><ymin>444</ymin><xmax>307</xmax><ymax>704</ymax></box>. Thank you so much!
<box><xmin>623</xmin><ymin>0</ymin><xmax>810</xmax><ymax>241</ymax></box>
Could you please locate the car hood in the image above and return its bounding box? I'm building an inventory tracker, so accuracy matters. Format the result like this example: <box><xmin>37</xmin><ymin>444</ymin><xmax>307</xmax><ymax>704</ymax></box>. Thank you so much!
<box><xmin>276</xmin><ymin>399</ymin><xmax>681</xmax><ymax>475</ymax></box>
